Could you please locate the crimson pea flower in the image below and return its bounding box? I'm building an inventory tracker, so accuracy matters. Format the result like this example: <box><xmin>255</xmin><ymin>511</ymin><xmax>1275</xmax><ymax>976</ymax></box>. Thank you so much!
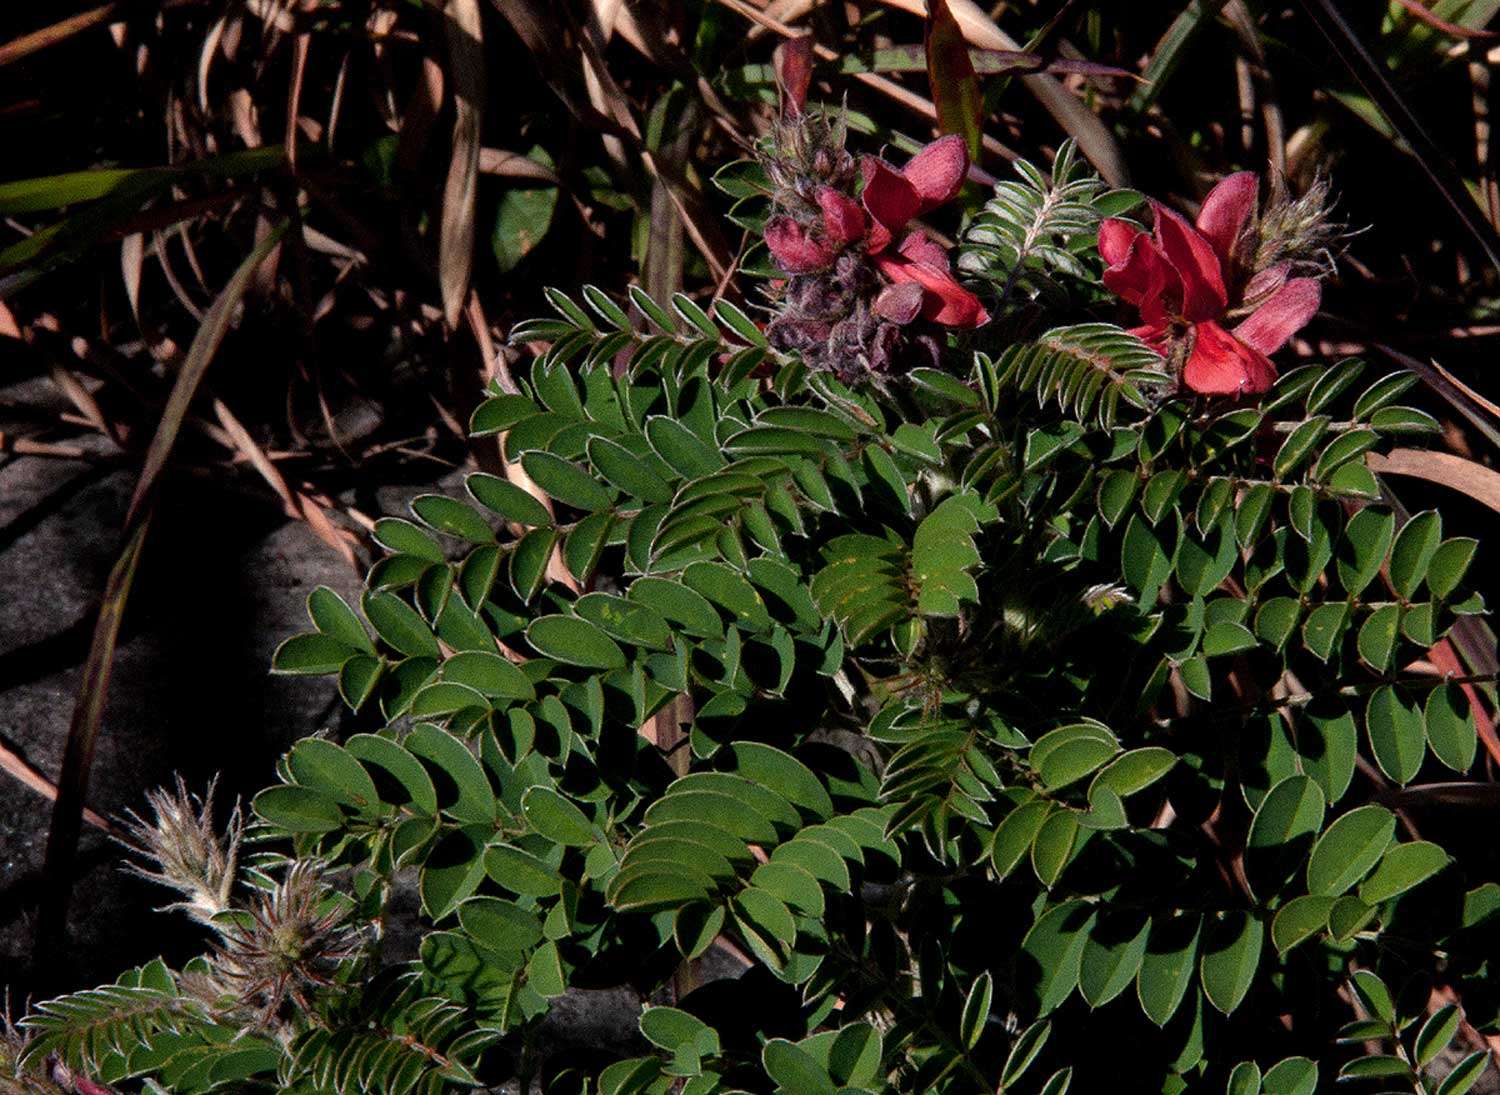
<box><xmin>1098</xmin><ymin>171</ymin><xmax>1320</xmax><ymax>396</ymax></box>
<box><xmin>762</xmin><ymin>134</ymin><xmax>989</xmax><ymax>329</ymax></box>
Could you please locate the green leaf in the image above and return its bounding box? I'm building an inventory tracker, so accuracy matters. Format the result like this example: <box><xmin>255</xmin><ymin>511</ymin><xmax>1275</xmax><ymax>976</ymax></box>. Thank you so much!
<box><xmin>484</xmin><ymin>843</ymin><xmax>563</xmax><ymax>897</ymax></box>
<box><xmin>1031</xmin><ymin>809</ymin><xmax>1080</xmax><ymax>887</ymax></box>
<box><xmin>1038</xmin><ymin>1067</ymin><xmax>1073</xmax><ymax>1095</ymax></box>
<box><xmin>1299</xmin><ymin>700</ymin><xmax>1358</xmax><ymax>804</ymax></box>
<box><xmin>1245</xmin><ymin>776</ymin><xmax>1326</xmax><ymax>900</ymax></box>
<box><xmin>1301</xmin><ymin>602</ymin><xmax>1348</xmax><ymax>661</ymax></box>
<box><xmin>762</xmin><ymin>1039</ymin><xmax>836</xmax><ymax>1095</ymax></box>
<box><xmin>364</xmin><ymin>591</ymin><xmax>441</xmax><ymax>658</ymax></box>
<box><xmin>629</xmin><ymin>577</ymin><xmax>724</xmax><ymax>638</ymax></box>
<box><xmin>727</xmin><ymin>742</ymin><xmax>835</xmax><ymax>819</ymax></box>
<box><xmin>1416</xmin><ymin>1004</ymin><xmax>1461</xmax><ymax>1068</ymax></box>
<box><xmin>374</xmin><ymin>517</ymin><xmax>445</xmax><ymax>562</ymax></box>
<box><xmin>1366</xmin><ymin>685</ymin><xmax>1425</xmax><ymax>785</ymax></box>
<box><xmin>991</xmin><ymin>799</ymin><xmax>1051</xmax><ymax>878</ymax></box>
<box><xmin>1307</xmin><ymin>805</ymin><xmax>1396</xmax><ymax>895</ymax></box>
<box><xmin>441</xmin><ymin>651</ymin><xmax>536</xmax><ymax>701</ymax></box>
<box><xmin>960</xmin><ymin>971</ymin><xmax>993</xmax><ymax>1049</ymax></box>
<box><xmin>273</xmin><ymin>633</ymin><xmax>354</xmax><ymax>675</ymax></box>
<box><xmin>1389</xmin><ymin>510</ymin><xmax>1442</xmax><ymax>599</ymax></box>
<box><xmin>491</xmin><ymin>146</ymin><xmax>557</xmax><ymax>272</ymax></box>
<box><xmin>1271</xmin><ymin>895</ymin><xmax>1336</xmax><ymax>955</ymax></box>
<box><xmin>564</xmin><ymin>512</ymin><xmax>613</xmax><ymax>583</ymax></box>
<box><xmin>1358</xmin><ymin>840</ymin><xmax>1450</xmax><ymax>904</ymax></box>
<box><xmin>1122</xmin><ymin>513</ymin><xmax>1173</xmax><ymax>601</ymax></box>
<box><xmin>419</xmin><ymin>827</ymin><xmax>488</xmax><ymax>920</ymax></box>
<box><xmin>1021</xmin><ymin>900</ymin><xmax>1094</xmax><ymax>1015</ymax></box>
<box><xmin>1001</xmin><ymin>1020</ymin><xmax>1051</xmax><ymax>1087</ymax></box>
<box><xmin>308</xmin><ymin>586</ymin><xmax>375</xmax><ymax>653</ymax></box>
<box><xmin>1428</xmin><ymin>537</ymin><xmax>1479</xmax><ymax>600</ymax></box>
<box><xmin>733</xmin><ymin>887</ymin><xmax>797</xmax><ymax>970</ymax></box>
<box><xmin>526</xmin><ymin>615</ymin><xmax>626</xmax><ymax>669</ymax></box>
<box><xmin>1370</xmin><ymin>405</ymin><xmax>1440</xmax><ymax>434</ymax></box>
<box><xmin>1437</xmin><ymin>1051</ymin><xmax>1492</xmax><ymax>1095</ymax></box>
<box><xmin>405</xmin><ymin>724</ymin><xmax>497</xmax><ymax>824</ymax></box>
<box><xmin>1079</xmin><ymin>912</ymin><xmax>1151</xmax><ymax>1008</ymax></box>
<box><xmin>508</xmin><ymin>528</ymin><xmax>557</xmax><ymax>602</ymax></box>
<box><xmin>588</xmin><ymin>437</ymin><xmax>674</xmax><ymax>504</ymax></box>
<box><xmin>1203</xmin><ymin>621</ymin><xmax>1257</xmax><ymax>656</ymax></box>
<box><xmin>413</xmin><ymin>494</ymin><xmax>495</xmax><ymax>544</ymax></box>
<box><xmin>1089</xmin><ymin>747</ymin><xmax>1176</xmax><ymax>799</ymax></box>
<box><xmin>253</xmin><ymin>785</ymin><xmax>343</xmax><ymax>833</ymax></box>
<box><xmin>339</xmin><ymin>654</ymin><xmax>383</xmax><ymax>711</ymax></box>
<box><xmin>1356</xmin><ymin>604</ymin><xmax>1401</xmax><ymax>672</ymax></box>
<box><xmin>1137</xmin><ymin>913</ymin><xmax>1200</xmax><ymax>1027</ymax></box>
<box><xmin>1039</xmin><ymin>737</ymin><xmax>1118</xmax><ymax>792</ymax></box>
<box><xmin>288</xmin><ymin>738</ymin><xmax>380</xmax><ymax>812</ymax></box>
<box><xmin>682</xmin><ymin>561</ymin><xmax>773</xmax><ymax>633</ymax></box>
<box><xmin>1337</xmin><ymin>1056</ymin><xmax>1413</xmax><ymax>1082</ymax></box>
<box><xmin>1261</xmin><ymin>1058</ymin><xmax>1318</xmax><ymax>1095</ymax></box>
<box><xmin>467</xmin><ymin>473</ymin><xmax>554</xmax><ymax>527</ymax></box>
<box><xmin>641</xmin><ymin>1007</ymin><xmax>720</xmax><ymax>1058</ymax></box>
<box><xmin>647</xmin><ymin>415</ymin><xmax>724</xmax><ymax>478</ymax></box>
<box><xmin>1199</xmin><ymin>911</ymin><xmax>1263</xmax><ymax>1015</ymax></box>
<box><xmin>521</xmin><ymin>786</ymin><xmax>595</xmax><ymax>846</ymax></box>
<box><xmin>1426</xmin><ymin>683</ymin><xmax>1478</xmax><ymax>773</ymax></box>
<box><xmin>458</xmin><ymin>896</ymin><xmax>544</xmax><ymax>961</ymax></box>
<box><xmin>1097</xmin><ymin>469</ymin><xmax>1140</xmax><ymax>528</ymax></box>
<box><xmin>521</xmin><ymin>451</ymin><xmax>614</xmax><ymax>512</ymax></box>
<box><xmin>1227</xmin><ymin>1061</ymin><xmax>1262</xmax><ymax>1095</ymax></box>
<box><xmin>345</xmin><ymin>733</ymin><xmax>438</xmax><ymax>814</ymax></box>
<box><xmin>1327</xmin><ymin>895</ymin><xmax>1376</xmax><ymax>942</ymax></box>
<box><xmin>1273</xmin><ymin>416</ymin><xmax>1330</xmax><ymax>479</ymax></box>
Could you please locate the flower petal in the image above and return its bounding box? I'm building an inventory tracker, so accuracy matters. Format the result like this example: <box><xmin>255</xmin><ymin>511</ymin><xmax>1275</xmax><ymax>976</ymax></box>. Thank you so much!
<box><xmin>816</xmin><ymin>187</ymin><xmax>867</xmax><ymax>247</ymax></box>
<box><xmin>773</xmin><ymin>35</ymin><xmax>814</xmax><ymax>117</ymax></box>
<box><xmin>1233</xmin><ymin>277</ymin><xmax>1320</xmax><ymax>355</ymax></box>
<box><xmin>1241</xmin><ymin>261</ymin><xmax>1290</xmax><ymax>307</ymax></box>
<box><xmin>861</xmin><ymin>156</ymin><xmax>921</xmax><ymax>252</ymax></box>
<box><xmin>1194</xmin><ymin>171</ymin><xmax>1258</xmax><ymax>269</ymax></box>
<box><xmin>1100</xmin><ymin>218</ymin><xmax>1178</xmax><ymax>323</ymax></box>
<box><xmin>873</xmin><ymin>281</ymin><xmax>926</xmax><ymax>324</ymax></box>
<box><xmin>1182</xmin><ymin>320</ymin><xmax>1277</xmax><ymax>396</ymax></box>
<box><xmin>1153</xmin><ymin>202</ymin><xmax>1228</xmax><ymax>321</ymax></box>
<box><xmin>902</xmin><ymin>133</ymin><xmax>968</xmax><ymax>211</ymax></box>
<box><xmin>896</xmin><ymin>230</ymin><xmax>952</xmax><ymax>270</ymax></box>
<box><xmin>763</xmin><ymin>215</ymin><xmax>836</xmax><ymax>274</ymax></box>
<box><xmin>1098</xmin><ymin>217</ymin><xmax>1144</xmax><ymax>267</ymax></box>
<box><xmin>875</xmin><ymin>253</ymin><xmax>989</xmax><ymax>327</ymax></box>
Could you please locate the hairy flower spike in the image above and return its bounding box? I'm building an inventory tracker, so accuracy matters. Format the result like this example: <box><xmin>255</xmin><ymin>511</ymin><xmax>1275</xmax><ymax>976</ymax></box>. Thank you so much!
<box><xmin>759</xmin><ymin>111</ymin><xmax>986</xmax><ymax>382</ymax></box>
<box><xmin>212</xmin><ymin>860</ymin><xmax>365</xmax><ymax>1025</ymax></box>
<box><xmin>118</xmin><ymin>777</ymin><xmax>241</xmax><ymax>927</ymax></box>
<box><xmin>1252</xmin><ymin>175</ymin><xmax>1344</xmax><ymax>281</ymax></box>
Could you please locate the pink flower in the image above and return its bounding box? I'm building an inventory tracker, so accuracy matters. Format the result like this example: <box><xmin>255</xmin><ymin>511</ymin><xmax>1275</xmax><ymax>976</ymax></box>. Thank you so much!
<box><xmin>762</xmin><ymin>134</ymin><xmax>989</xmax><ymax>329</ymax></box>
<box><xmin>1099</xmin><ymin>171</ymin><xmax>1320</xmax><ymax>397</ymax></box>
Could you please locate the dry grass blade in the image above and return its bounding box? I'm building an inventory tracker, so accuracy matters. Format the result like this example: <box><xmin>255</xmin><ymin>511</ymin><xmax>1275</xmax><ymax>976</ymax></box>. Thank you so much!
<box><xmin>870</xmin><ymin>0</ymin><xmax>1127</xmax><ymax>184</ymax></box>
<box><xmin>439</xmin><ymin>0</ymin><xmax>484</xmax><ymax>329</ymax></box>
<box><xmin>212</xmin><ymin>398</ymin><xmax>360</xmax><ymax>567</ymax></box>
<box><xmin>1367</xmin><ymin>449</ymin><xmax>1500</xmax><ymax>512</ymax></box>
<box><xmin>0</xmin><ymin>738</ymin><xmax>117</xmax><ymax>836</ymax></box>
<box><xmin>0</xmin><ymin>3</ymin><xmax>119</xmax><ymax>68</ymax></box>
<box><xmin>1376</xmin><ymin>343</ymin><xmax>1500</xmax><ymax>451</ymax></box>
<box><xmin>1298</xmin><ymin>0</ymin><xmax>1500</xmax><ymax>276</ymax></box>
<box><xmin>39</xmin><ymin>225</ymin><xmax>288</xmax><ymax>943</ymax></box>
<box><xmin>716</xmin><ymin>0</ymin><xmax>1016</xmax><ymax>163</ymax></box>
